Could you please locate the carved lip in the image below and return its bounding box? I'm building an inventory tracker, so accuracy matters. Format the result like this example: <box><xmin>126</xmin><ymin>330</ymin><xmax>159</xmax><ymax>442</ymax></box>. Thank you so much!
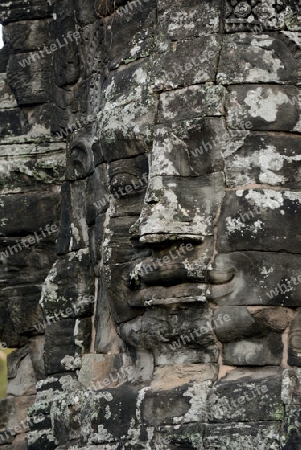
<box><xmin>128</xmin><ymin>283</ymin><xmax>206</xmax><ymax>307</ymax></box>
<box><xmin>207</xmin><ymin>268</ymin><xmax>235</xmax><ymax>284</ymax></box>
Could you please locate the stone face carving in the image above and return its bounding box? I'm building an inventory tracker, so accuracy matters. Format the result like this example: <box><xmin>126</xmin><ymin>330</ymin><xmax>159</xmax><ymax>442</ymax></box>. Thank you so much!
<box><xmin>1</xmin><ymin>0</ymin><xmax>301</xmax><ymax>449</ymax></box>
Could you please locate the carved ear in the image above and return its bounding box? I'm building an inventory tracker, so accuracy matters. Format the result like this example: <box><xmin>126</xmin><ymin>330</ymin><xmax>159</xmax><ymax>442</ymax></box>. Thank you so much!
<box><xmin>66</xmin><ymin>138</ymin><xmax>94</xmax><ymax>180</ymax></box>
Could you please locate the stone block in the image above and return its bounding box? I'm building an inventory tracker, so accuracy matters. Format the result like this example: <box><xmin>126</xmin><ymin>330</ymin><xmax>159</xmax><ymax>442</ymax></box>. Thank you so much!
<box><xmin>203</xmin><ymin>422</ymin><xmax>281</xmax><ymax>449</ymax></box>
<box><xmin>157</xmin><ymin>0</ymin><xmax>221</xmax><ymax>40</ymax></box>
<box><xmin>207</xmin><ymin>367</ymin><xmax>283</xmax><ymax>422</ymax></box>
<box><xmin>222</xmin><ymin>333</ymin><xmax>283</xmax><ymax>366</ymax></box>
<box><xmin>217</xmin><ymin>189</ymin><xmax>301</xmax><ymax>253</ymax></box>
<box><xmin>151</xmin><ymin>118</ymin><xmax>226</xmax><ymax>177</ymax></box>
<box><xmin>44</xmin><ymin>318</ymin><xmax>91</xmax><ymax>375</ymax></box>
<box><xmin>7</xmin><ymin>54</ymin><xmax>53</xmax><ymax>105</ymax></box>
<box><xmin>218</xmin><ymin>33</ymin><xmax>299</xmax><ymax>84</ymax></box>
<box><xmin>223</xmin><ymin>133</ymin><xmax>301</xmax><ymax>188</ymax></box>
<box><xmin>152</xmin><ymin>35</ymin><xmax>221</xmax><ymax>91</ymax></box>
<box><xmin>40</xmin><ymin>251</ymin><xmax>94</xmax><ymax>319</ymax></box>
<box><xmin>0</xmin><ymin>192</ymin><xmax>60</xmax><ymax>236</ymax></box>
<box><xmin>226</xmin><ymin>85</ymin><xmax>300</xmax><ymax>131</ymax></box>
<box><xmin>0</xmin><ymin>1</ymin><xmax>53</xmax><ymax>24</ymax></box>
<box><xmin>208</xmin><ymin>251</ymin><xmax>301</xmax><ymax>308</ymax></box>
<box><xmin>158</xmin><ymin>85</ymin><xmax>226</xmax><ymax>123</ymax></box>
<box><xmin>4</xmin><ymin>20</ymin><xmax>53</xmax><ymax>52</ymax></box>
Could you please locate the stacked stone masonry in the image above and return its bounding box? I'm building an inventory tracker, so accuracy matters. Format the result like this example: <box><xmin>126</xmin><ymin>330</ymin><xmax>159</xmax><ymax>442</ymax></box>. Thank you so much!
<box><xmin>0</xmin><ymin>0</ymin><xmax>301</xmax><ymax>449</ymax></box>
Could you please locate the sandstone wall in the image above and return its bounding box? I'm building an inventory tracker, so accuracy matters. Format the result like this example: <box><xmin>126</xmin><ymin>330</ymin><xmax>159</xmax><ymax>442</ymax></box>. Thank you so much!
<box><xmin>0</xmin><ymin>1</ymin><xmax>301</xmax><ymax>449</ymax></box>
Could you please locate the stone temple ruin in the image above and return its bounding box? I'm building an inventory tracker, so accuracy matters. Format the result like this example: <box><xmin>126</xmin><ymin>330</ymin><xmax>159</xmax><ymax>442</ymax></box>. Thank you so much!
<box><xmin>1</xmin><ymin>0</ymin><xmax>301</xmax><ymax>448</ymax></box>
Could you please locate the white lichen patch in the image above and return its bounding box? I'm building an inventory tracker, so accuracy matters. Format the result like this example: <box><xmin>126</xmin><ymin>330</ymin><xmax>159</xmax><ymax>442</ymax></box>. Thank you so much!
<box><xmin>226</xmin><ymin>142</ymin><xmax>301</xmax><ymax>186</ymax></box>
<box><xmin>91</xmin><ymin>425</ymin><xmax>115</xmax><ymax>443</ymax></box>
<box><xmin>183</xmin><ymin>381</ymin><xmax>210</xmax><ymax>423</ymax></box>
<box><xmin>104</xmin><ymin>405</ymin><xmax>111</xmax><ymax>420</ymax></box>
<box><xmin>136</xmin><ymin>387</ymin><xmax>149</xmax><ymax>422</ymax></box>
<box><xmin>244</xmin><ymin>87</ymin><xmax>290</xmax><ymax>122</ymax></box>
<box><xmin>61</xmin><ymin>355</ymin><xmax>82</xmax><ymax>371</ymax></box>
<box><xmin>253</xmin><ymin>220</ymin><xmax>264</xmax><ymax>233</ymax></box>
<box><xmin>226</xmin><ymin>217</ymin><xmax>246</xmax><ymax>234</ymax></box>
<box><xmin>247</xmin><ymin>49</ymin><xmax>283</xmax><ymax>82</ymax></box>
<box><xmin>40</xmin><ymin>264</ymin><xmax>58</xmax><ymax>305</ymax></box>
<box><xmin>133</xmin><ymin>67</ymin><xmax>147</xmax><ymax>84</ymax></box>
<box><xmin>151</xmin><ymin>130</ymin><xmax>181</xmax><ymax>176</ymax></box>
<box><xmin>0</xmin><ymin>74</ymin><xmax>17</xmax><ymax>108</ymax></box>
<box><xmin>261</xmin><ymin>266</ymin><xmax>274</xmax><ymax>278</ymax></box>
<box><xmin>283</xmin><ymin>191</ymin><xmax>301</xmax><ymax>203</ymax></box>
<box><xmin>245</xmin><ymin>190</ymin><xmax>284</xmax><ymax>210</ymax></box>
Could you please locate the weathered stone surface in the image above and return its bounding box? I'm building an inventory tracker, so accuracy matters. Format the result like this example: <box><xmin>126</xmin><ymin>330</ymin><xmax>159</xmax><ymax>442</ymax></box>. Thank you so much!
<box><xmin>104</xmin><ymin>0</ymin><xmax>155</xmax><ymax>70</ymax></box>
<box><xmin>133</xmin><ymin>173</ymin><xmax>225</xmax><ymax>242</ymax></box>
<box><xmin>80</xmin><ymin>386</ymin><xmax>140</xmax><ymax>445</ymax></box>
<box><xmin>226</xmin><ymin>85</ymin><xmax>300</xmax><ymax>131</ymax></box>
<box><xmin>0</xmin><ymin>46</ymin><xmax>10</xmax><ymax>73</ymax></box>
<box><xmin>0</xmin><ymin>108</ymin><xmax>27</xmax><ymax>137</ymax></box>
<box><xmin>7</xmin><ymin>285</ymin><xmax>45</xmax><ymax>335</ymax></box>
<box><xmin>288</xmin><ymin>309</ymin><xmax>301</xmax><ymax>366</ymax></box>
<box><xmin>44</xmin><ymin>318</ymin><xmax>91</xmax><ymax>375</ymax></box>
<box><xmin>157</xmin><ymin>0</ymin><xmax>221</xmax><ymax>40</ymax></box>
<box><xmin>119</xmin><ymin>304</ymin><xmax>218</xmax><ymax>365</ymax></box>
<box><xmin>151</xmin><ymin>118</ymin><xmax>226</xmax><ymax>177</ymax></box>
<box><xmin>142</xmin><ymin>383</ymin><xmax>205</xmax><ymax>426</ymax></box>
<box><xmin>152</xmin><ymin>35</ymin><xmax>221</xmax><ymax>91</ymax></box>
<box><xmin>0</xmin><ymin>140</ymin><xmax>65</xmax><ymax>192</ymax></box>
<box><xmin>7</xmin><ymin>54</ymin><xmax>53</xmax><ymax>105</ymax></box>
<box><xmin>0</xmin><ymin>74</ymin><xmax>17</xmax><ymax>109</ymax></box>
<box><xmin>108</xmin><ymin>154</ymin><xmax>148</xmax><ymax>217</ymax></box>
<box><xmin>4</xmin><ymin>20</ymin><xmax>53</xmax><ymax>52</ymax></box>
<box><xmin>7</xmin><ymin>348</ymin><xmax>37</xmax><ymax>396</ymax></box>
<box><xmin>158</xmin><ymin>85</ymin><xmax>226</xmax><ymax>123</ymax></box>
<box><xmin>208</xmin><ymin>252</ymin><xmax>301</xmax><ymax>307</ymax></box>
<box><xmin>103</xmin><ymin>239</ymin><xmax>213</xmax><ymax>324</ymax></box>
<box><xmin>207</xmin><ymin>367</ymin><xmax>283</xmax><ymax>422</ymax></box>
<box><xmin>217</xmin><ymin>189</ymin><xmax>301</xmax><ymax>253</ymax></box>
<box><xmin>218</xmin><ymin>33</ymin><xmax>299</xmax><ymax>84</ymax></box>
<box><xmin>203</xmin><ymin>422</ymin><xmax>281</xmax><ymax>449</ymax></box>
<box><xmin>223</xmin><ymin>133</ymin><xmax>301</xmax><ymax>188</ymax></box>
<box><xmin>40</xmin><ymin>251</ymin><xmax>94</xmax><ymax>318</ymax></box>
<box><xmin>98</xmin><ymin>61</ymin><xmax>156</xmax><ymax>141</ymax></box>
<box><xmin>212</xmin><ymin>306</ymin><xmax>266</xmax><ymax>342</ymax></box>
<box><xmin>247</xmin><ymin>306</ymin><xmax>295</xmax><ymax>332</ymax></box>
<box><xmin>2</xmin><ymin>0</ymin><xmax>301</xmax><ymax>448</ymax></box>
<box><xmin>52</xmin><ymin>1</ymin><xmax>80</xmax><ymax>87</ymax></box>
<box><xmin>0</xmin><ymin>1</ymin><xmax>53</xmax><ymax>24</ymax></box>
<box><xmin>56</xmin><ymin>181</ymin><xmax>88</xmax><ymax>253</ymax></box>
<box><xmin>0</xmin><ymin>192</ymin><xmax>60</xmax><ymax>236</ymax></box>
<box><xmin>223</xmin><ymin>333</ymin><xmax>283</xmax><ymax>366</ymax></box>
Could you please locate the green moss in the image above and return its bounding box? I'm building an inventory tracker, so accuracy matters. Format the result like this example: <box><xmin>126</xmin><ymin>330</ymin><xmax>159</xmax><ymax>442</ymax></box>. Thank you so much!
<box><xmin>123</xmin><ymin>57</ymin><xmax>137</xmax><ymax>64</ymax></box>
<box><xmin>273</xmin><ymin>404</ymin><xmax>284</xmax><ymax>421</ymax></box>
